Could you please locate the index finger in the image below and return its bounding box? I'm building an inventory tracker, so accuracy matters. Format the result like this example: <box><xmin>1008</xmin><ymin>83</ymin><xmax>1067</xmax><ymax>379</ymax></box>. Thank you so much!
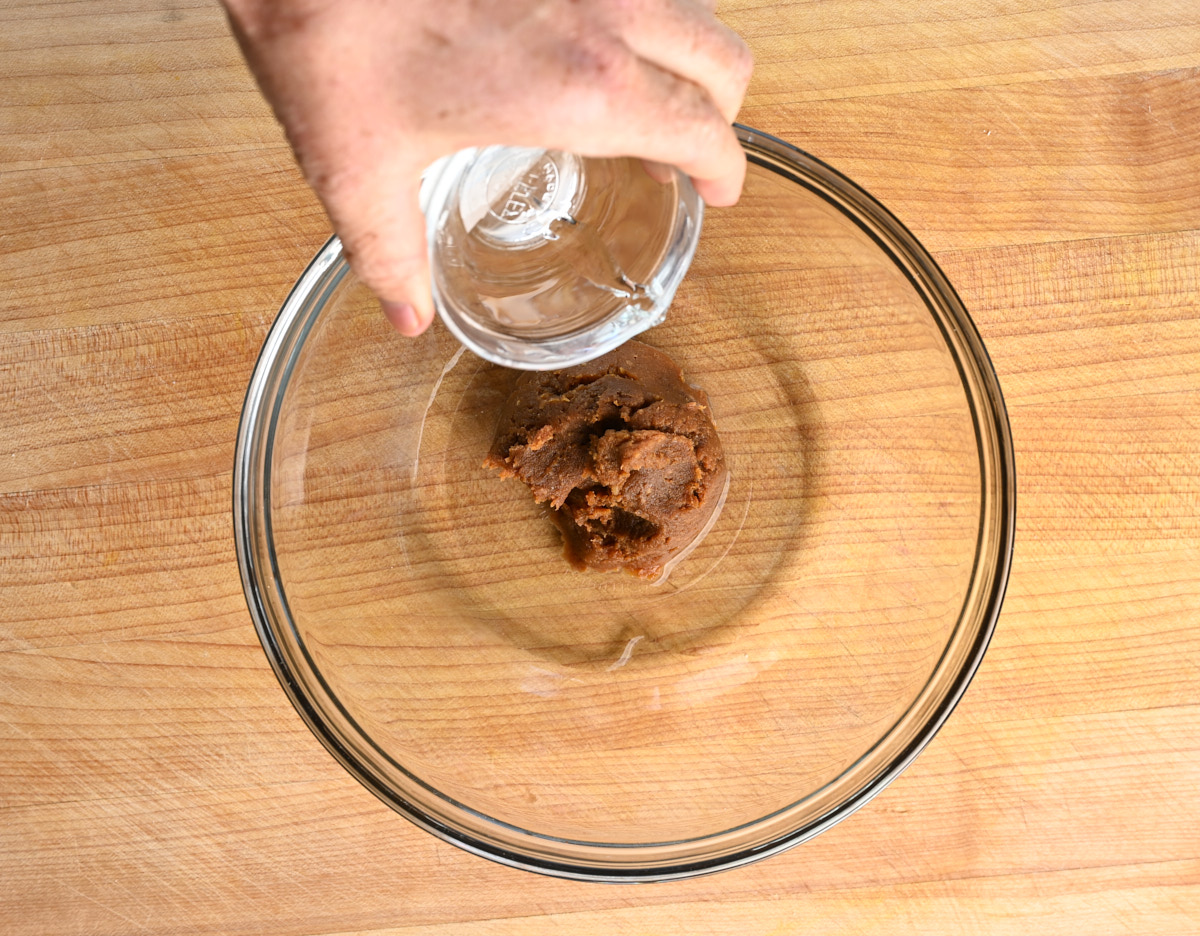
<box><xmin>568</xmin><ymin>58</ymin><xmax>747</xmax><ymax>205</ymax></box>
<box><xmin>621</xmin><ymin>0</ymin><xmax>753</xmax><ymax>126</ymax></box>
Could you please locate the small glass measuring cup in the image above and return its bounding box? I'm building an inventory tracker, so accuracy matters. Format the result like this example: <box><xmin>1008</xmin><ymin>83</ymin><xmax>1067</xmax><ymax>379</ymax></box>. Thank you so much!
<box><xmin>420</xmin><ymin>147</ymin><xmax>703</xmax><ymax>370</ymax></box>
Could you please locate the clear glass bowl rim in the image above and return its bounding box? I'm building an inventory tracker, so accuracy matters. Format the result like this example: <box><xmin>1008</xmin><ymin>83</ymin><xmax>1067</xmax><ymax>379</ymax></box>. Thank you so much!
<box><xmin>233</xmin><ymin>125</ymin><xmax>1017</xmax><ymax>882</ymax></box>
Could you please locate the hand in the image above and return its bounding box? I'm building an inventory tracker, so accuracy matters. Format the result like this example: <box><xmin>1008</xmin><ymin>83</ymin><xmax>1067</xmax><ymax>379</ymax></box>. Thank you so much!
<box><xmin>223</xmin><ymin>0</ymin><xmax>753</xmax><ymax>336</ymax></box>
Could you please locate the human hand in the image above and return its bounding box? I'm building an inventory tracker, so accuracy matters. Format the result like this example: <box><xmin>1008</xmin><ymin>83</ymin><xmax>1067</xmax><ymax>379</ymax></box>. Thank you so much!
<box><xmin>223</xmin><ymin>0</ymin><xmax>753</xmax><ymax>336</ymax></box>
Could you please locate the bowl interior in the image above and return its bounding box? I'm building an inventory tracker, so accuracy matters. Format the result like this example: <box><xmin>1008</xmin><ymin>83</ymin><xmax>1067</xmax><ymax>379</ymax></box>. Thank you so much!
<box><xmin>240</xmin><ymin>131</ymin><xmax>1012</xmax><ymax>879</ymax></box>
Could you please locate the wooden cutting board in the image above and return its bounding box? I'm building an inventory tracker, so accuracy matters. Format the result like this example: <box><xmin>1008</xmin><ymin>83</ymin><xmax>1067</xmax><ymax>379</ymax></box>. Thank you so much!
<box><xmin>2</xmin><ymin>1</ymin><xmax>1198</xmax><ymax>933</ymax></box>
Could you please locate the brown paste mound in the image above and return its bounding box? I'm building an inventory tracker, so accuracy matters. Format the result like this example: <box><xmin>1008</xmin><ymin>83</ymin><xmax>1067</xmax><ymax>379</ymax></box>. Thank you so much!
<box><xmin>483</xmin><ymin>341</ymin><xmax>727</xmax><ymax>578</ymax></box>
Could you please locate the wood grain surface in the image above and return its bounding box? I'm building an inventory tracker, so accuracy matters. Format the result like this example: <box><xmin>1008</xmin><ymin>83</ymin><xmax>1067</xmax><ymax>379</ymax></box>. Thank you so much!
<box><xmin>2</xmin><ymin>1</ymin><xmax>1199</xmax><ymax>933</ymax></box>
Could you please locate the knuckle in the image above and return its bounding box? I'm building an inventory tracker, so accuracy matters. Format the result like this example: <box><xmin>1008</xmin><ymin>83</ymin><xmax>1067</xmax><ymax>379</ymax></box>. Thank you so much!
<box><xmin>560</xmin><ymin>32</ymin><xmax>630</xmax><ymax>89</ymax></box>
<box><xmin>692</xmin><ymin>111</ymin><xmax>731</xmax><ymax>156</ymax></box>
<box><xmin>673</xmin><ymin>104</ymin><xmax>732</xmax><ymax>170</ymax></box>
<box><xmin>299</xmin><ymin>149</ymin><xmax>360</xmax><ymax>209</ymax></box>
<box><xmin>335</xmin><ymin>199</ymin><xmax>428</xmax><ymax>299</ymax></box>
<box><xmin>544</xmin><ymin>33</ymin><xmax>638</xmax><ymax>128</ymax></box>
<box><xmin>345</xmin><ymin>234</ymin><xmax>425</xmax><ymax>298</ymax></box>
<box><xmin>727</xmin><ymin>37</ymin><xmax>754</xmax><ymax>87</ymax></box>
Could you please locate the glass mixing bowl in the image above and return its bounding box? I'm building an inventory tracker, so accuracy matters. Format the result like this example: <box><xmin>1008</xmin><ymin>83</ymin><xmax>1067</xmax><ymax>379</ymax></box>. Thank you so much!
<box><xmin>234</xmin><ymin>126</ymin><xmax>1015</xmax><ymax>881</ymax></box>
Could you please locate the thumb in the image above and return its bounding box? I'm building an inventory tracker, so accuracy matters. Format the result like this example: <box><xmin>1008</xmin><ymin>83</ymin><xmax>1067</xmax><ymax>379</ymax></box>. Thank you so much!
<box><xmin>336</xmin><ymin>179</ymin><xmax>436</xmax><ymax>337</ymax></box>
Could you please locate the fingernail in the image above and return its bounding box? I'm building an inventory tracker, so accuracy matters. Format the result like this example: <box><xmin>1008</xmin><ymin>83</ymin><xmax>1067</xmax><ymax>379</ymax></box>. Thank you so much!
<box><xmin>383</xmin><ymin>300</ymin><xmax>421</xmax><ymax>336</ymax></box>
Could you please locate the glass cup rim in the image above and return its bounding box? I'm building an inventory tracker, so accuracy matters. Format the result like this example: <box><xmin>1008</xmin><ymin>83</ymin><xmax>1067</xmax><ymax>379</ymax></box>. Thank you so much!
<box><xmin>421</xmin><ymin>145</ymin><xmax>704</xmax><ymax>370</ymax></box>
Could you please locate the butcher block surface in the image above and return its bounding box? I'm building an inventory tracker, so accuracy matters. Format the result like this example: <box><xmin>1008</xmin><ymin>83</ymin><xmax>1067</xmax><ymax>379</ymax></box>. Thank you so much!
<box><xmin>2</xmin><ymin>1</ymin><xmax>1199</xmax><ymax>933</ymax></box>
